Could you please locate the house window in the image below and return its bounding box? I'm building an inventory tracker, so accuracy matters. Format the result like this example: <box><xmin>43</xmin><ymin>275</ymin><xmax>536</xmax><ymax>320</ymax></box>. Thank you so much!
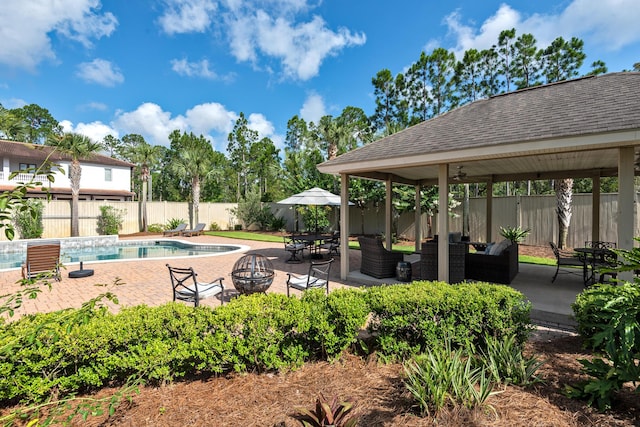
<box><xmin>105</xmin><ymin>168</ymin><xmax>112</xmax><ymax>182</ymax></box>
<box><xmin>19</xmin><ymin>163</ymin><xmax>37</xmax><ymax>171</ymax></box>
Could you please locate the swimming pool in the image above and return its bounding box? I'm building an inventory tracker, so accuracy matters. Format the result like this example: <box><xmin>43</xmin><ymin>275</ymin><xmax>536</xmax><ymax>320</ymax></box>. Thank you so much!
<box><xmin>0</xmin><ymin>239</ymin><xmax>249</xmax><ymax>270</ymax></box>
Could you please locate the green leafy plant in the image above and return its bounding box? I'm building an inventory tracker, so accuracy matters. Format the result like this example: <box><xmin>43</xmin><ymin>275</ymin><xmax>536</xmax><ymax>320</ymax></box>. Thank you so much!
<box><xmin>292</xmin><ymin>393</ymin><xmax>358</xmax><ymax>427</ymax></box>
<box><xmin>499</xmin><ymin>225</ymin><xmax>531</xmax><ymax>243</ymax></box>
<box><xmin>147</xmin><ymin>223</ymin><xmax>164</xmax><ymax>233</ymax></box>
<box><xmin>166</xmin><ymin>218</ymin><xmax>186</xmax><ymax>230</ymax></box>
<box><xmin>13</xmin><ymin>198</ymin><xmax>44</xmax><ymax>239</ymax></box>
<box><xmin>478</xmin><ymin>333</ymin><xmax>543</xmax><ymax>386</ymax></box>
<box><xmin>97</xmin><ymin>205</ymin><xmax>126</xmax><ymax>235</ymax></box>
<box><xmin>209</xmin><ymin>221</ymin><xmax>221</xmax><ymax>231</ymax></box>
<box><xmin>568</xmin><ymin>282</ymin><xmax>640</xmax><ymax>410</ymax></box>
<box><xmin>404</xmin><ymin>337</ymin><xmax>494</xmax><ymax>417</ymax></box>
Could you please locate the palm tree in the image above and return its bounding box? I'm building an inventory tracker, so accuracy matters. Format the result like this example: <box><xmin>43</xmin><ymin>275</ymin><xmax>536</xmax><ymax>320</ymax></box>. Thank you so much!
<box><xmin>119</xmin><ymin>136</ymin><xmax>161</xmax><ymax>232</ymax></box>
<box><xmin>0</xmin><ymin>106</ymin><xmax>28</xmax><ymax>141</ymax></box>
<box><xmin>169</xmin><ymin>131</ymin><xmax>215</xmax><ymax>227</ymax></box>
<box><xmin>48</xmin><ymin>133</ymin><xmax>103</xmax><ymax>237</ymax></box>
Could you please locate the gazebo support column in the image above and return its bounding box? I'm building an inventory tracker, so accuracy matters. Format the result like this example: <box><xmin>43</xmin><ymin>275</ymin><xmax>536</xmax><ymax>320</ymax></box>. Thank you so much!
<box><xmin>385</xmin><ymin>177</ymin><xmax>392</xmax><ymax>250</ymax></box>
<box><xmin>592</xmin><ymin>174</ymin><xmax>600</xmax><ymax>243</ymax></box>
<box><xmin>415</xmin><ymin>183</ymin><xmax>422</xmax><ymax>253</ymax></box>
<box><xmin>486</xmin><ymin>180</ymin><xmax>493</xmax><ymax>243</ymax></box>
<box><xmin>438</xmin><ymin>164</ymin><xmax>450</xmax><ymax>282</ymax></box>
<box><xmin>618</xmin><ymin>147</ymin><xmax>635</xmax><ymax>282</ymax></box>
<box><xmin>340</xmin><ymin>174</ymin><xmax>350</xmax><ymax>280</ymax></box>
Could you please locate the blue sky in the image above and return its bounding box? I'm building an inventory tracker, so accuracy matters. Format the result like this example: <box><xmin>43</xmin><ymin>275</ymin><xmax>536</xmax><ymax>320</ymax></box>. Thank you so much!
<box><xmin>0</xmin><ymin>0</ymin><xmax>638</xmax><ymax>154</ymax></box>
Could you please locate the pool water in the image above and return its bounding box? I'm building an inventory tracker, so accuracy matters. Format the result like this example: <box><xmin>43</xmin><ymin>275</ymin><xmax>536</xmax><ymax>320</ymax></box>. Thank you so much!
<box><xmin>0</xmin><ymin>240</ymin><xmax>245</xmax><ymax>270</ymax></box>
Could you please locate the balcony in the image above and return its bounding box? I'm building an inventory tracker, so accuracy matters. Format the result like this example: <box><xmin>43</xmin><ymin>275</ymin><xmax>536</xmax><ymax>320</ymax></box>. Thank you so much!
<box><xmin>0</xmin><ymin>171</ymin><xmax>52</xmax><ymax>185</ymax></box>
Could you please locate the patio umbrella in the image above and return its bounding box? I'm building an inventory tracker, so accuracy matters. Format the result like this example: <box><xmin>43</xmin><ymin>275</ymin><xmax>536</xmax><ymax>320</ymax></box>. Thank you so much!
<box><xmin>277</xmin><ymin>187</ymin><xmax>352</xmax><ymax>234</ymax></box>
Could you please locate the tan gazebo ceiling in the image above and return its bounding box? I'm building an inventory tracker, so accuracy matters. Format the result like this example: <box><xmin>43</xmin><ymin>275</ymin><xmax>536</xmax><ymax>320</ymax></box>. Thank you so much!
<box><xmin>318</xmin><ymin>72</ymin><xmax>640</xmax><ymax>185</ymax></box>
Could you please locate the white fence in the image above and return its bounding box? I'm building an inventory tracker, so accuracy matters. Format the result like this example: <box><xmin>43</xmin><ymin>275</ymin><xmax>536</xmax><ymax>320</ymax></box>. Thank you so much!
<box><xmin>4</xmin><ymin>193</ymin><xmax>638</xmax><ymax>247</ymax></box>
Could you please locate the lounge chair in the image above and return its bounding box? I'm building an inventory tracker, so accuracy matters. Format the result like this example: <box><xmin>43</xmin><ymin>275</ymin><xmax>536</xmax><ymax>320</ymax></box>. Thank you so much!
<box><xmin>182</xmin><ymin>223</ymin><xmax>206</xmax><ymax>237</ymax></box>
<box><xmin>166</xmin><ymin>264</ymin><xmax>224</xmax><ymax>307</ymax></box>
<box><xmin>163</xmin><ymin>223</ymin><xmax>187</xmax><ymax>237</ymax></box>
<box><xmin>21</xmin><ymin>242</ymin><xmax>61</xmax><ymax>281</ymax></box>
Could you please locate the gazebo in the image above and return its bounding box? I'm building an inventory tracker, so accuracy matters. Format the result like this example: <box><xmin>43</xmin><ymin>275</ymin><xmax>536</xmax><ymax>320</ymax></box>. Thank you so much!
<box><xmin>317</xmin><ymin>72</ymin><xmax>640</xmax><ymax>283</ymax></box>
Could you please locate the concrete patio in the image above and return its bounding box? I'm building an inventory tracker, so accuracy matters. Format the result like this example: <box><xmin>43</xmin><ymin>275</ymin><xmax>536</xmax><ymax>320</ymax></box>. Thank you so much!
<box><xmin>0</xmin><ymin>234</ymin><xmax>583</xmax><ymax>330</ymax></box>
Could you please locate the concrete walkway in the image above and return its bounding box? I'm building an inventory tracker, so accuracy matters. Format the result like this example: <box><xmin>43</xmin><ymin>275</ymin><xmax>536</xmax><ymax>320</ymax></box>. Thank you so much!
<box><xmin>0</xmin><ymin>235</ymin><xmax>583</xmax><ymax>329</ymax></box>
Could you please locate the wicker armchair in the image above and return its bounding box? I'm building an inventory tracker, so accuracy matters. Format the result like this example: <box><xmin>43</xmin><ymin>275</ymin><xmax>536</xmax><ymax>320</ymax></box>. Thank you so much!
<box><xmin>358</xmin><ymin>236</ymin><xmax>404</xmax><ymax>279</ymax></box>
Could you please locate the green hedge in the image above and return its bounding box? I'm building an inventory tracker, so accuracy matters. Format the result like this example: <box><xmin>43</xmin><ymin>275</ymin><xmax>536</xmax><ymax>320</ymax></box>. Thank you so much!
<box><xmin>0</xmin><ymin>282</ymin><xmax>530</xmax><ymax>403</ymax></box>
<box><xmin>364</xmin><ymin>281</ymin><xmax>531</xmax><ymax>361</ymax></box>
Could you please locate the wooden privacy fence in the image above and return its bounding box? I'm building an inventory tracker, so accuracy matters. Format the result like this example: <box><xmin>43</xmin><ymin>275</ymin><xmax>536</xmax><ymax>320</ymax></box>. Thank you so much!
<box><xmin>5</xmin><ymin>193</ymin><xmax>638</xmax><ymax>248</ymax></box>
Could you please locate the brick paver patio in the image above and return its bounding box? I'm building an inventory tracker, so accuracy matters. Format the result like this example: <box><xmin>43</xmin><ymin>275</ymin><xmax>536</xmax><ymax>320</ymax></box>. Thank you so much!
<box><xmin>0</xmin><ymin>235</ymin><xmax>364</xmax><ymax>318</ymax></box>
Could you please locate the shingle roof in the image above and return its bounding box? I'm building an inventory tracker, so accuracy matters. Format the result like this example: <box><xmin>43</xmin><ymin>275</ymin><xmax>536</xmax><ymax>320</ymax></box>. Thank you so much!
<box><xmin>0</xmin><ymin>139</ymin><xmax>135</xmax><ymax>168</ymax></box>
<box><xmin>319</xmin><ymin>72</ymin><xmax>640</xmax><ymax>170</ymax></box>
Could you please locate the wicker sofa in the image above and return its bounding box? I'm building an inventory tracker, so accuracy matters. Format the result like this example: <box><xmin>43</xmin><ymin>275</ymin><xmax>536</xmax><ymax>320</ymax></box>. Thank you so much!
<box><xmin>465</xmin><ymin>242</ymin><xmax>519</xmax><ymax>284</ymax></box>
<box><xmin>358</xmin><ymin>236</ymin><xmax>404</xmax><ymax>279</ymax></box>
<box><xmin>420</xmin><ymin>241</ymin><xmax>467</xmax><ymax>284</ymax></box>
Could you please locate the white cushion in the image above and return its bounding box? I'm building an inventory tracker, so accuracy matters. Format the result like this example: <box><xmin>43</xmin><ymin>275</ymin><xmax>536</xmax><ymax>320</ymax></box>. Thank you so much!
<box><xmin>177</xmin><ymin>282</ymin><xmax>223</xmax><ymax>300</ymax></box>
<box><xmin>489</xmin><ymin>239</ymin><xmax>511</xmax><ymax>256</ymax></box>
<box><xmin>288</xmin><ymin>275</ymin><xmax>326</xmax><ymax>291</ymax></box>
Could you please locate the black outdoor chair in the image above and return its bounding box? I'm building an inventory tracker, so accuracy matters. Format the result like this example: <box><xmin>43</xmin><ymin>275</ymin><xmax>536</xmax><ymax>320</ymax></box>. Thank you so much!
<box><xmin>166</xmin><ymin>264</ymin><xmax>224</xmax><ymax>307</ymax></box>
<box><xmin>286</xmin><ymin>258</ymin><xmax>334</xmax><ymax>296</ymax></box>
<box><xmin>283</xmin><ymin>235</ymin><xmax>307</xmax><ymax>263</ymax></box>
<box><xmin>549</xmin><ymin>242</ymin><xmax>583</xmax><ymax>283</ymax></box>
<box><xmin>319</xmin><ymin>231</ymin><xmax>340</xmax><ymax>257</ymax></box>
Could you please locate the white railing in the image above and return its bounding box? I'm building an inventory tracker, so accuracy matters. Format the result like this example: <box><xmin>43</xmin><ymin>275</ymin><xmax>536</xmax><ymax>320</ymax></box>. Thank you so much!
<box><xmin>0</xmin><ymin>172</ymin><xmax>51</xmax><ymax>184</ymax></box>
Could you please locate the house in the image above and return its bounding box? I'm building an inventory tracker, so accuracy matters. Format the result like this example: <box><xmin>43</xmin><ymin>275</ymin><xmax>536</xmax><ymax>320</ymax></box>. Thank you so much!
<box><xmin>317</xmin><ymin>72</ymin><xmax>640</xmax><ymax>283</ymax></box>
<box><xmin>0</xmin><ymin>139</ymin><xmax>135</xmax><ymax>201</ymax></box>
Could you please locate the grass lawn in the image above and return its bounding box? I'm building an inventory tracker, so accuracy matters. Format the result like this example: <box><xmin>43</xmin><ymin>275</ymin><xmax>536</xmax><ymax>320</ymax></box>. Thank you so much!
<box><xmin>206</xmin><ymin>230</ymin><xmax>553</xmax><ymax>266</ymax></box>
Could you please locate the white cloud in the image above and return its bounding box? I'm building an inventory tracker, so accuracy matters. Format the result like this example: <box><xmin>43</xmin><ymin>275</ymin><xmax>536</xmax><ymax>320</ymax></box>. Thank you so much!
<box><xmin>440</xmin><ymin>0</ymin><xmax>640</xmax><ymax>59</ymax></box>
<box><xmin>76</xmin><ymin>59</ymin><xmax>124</xmax><ymax>86</ymax></box>
<box><xmin>158</xmin><ymin>0</ymin><xmax>217</xmax><ymax>34</ymax></box>
<box><xmin>81</xmin><ymin>102</ymin><xmax>109</xmax><ymax>111</ymax></box>
<box><xmin>59</xmin><ymin>119</ymin><xmax>118</xmax><ymax>143</ymax></box>
<box><xmin>0</xmin><ymin>97</ymin><xmax>27</xmax><ymax>109</ymax></box>
<box><xmin>230</xmin><ymin>11</ymin><xmax>366</xmax><ymax>80</ymax></box>
<box><xmin>247</xmin><ymin>113</ymin><xmax>275</xmax><ymax>138</ymax></box>
<box><xmin>112</xmin><ymin>103</ymin><xmax>183</xmax><ymax>147</ymax></box>
<box><xmin>158</xmin><ymin>0</ymin><xmax>366</xmax><ymax>80</ymax></box>
<box><xmin>0</xmin><ymin>1</ymin><xmax>117</xmax><ymax>70</ymax></box>
<box><xmin>170</xmin><ymin>58</ymin><xmax>234</xmax><ymax>81</ymax></box>
<box><xmin>184</xmin><ymin>102</ymin><xmax>238</xmax><ymax>136</ymax></box>
<box><xmin>299</xmin><ymin>92</ymin><xmax>326</xmax><ymax>124</ymax></box>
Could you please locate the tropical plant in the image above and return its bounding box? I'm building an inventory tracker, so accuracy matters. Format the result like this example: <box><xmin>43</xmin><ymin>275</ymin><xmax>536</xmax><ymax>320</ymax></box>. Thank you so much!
<box><xmin>478</xmin><ymin>333</ymin><xmax>543</xmax><ymax>386</ymax></box>
<box><xmin>499</xmin><ymin>225</ymin><xmax>531</xmax><ymax>243</ymax></box>
<box><xmin>13</xmin><ymin>198</ymin><xmax>44</xmax><ymax>239</ymax></box>
<box><xmin>293</xmin><ymin>394</ymin><xmax>358</xmax><ymax>427</ymax></box>
<box><xmin>166</xmin><ymin>218</ymin><xmax>186</xmax><ymax>230</ymax></box>
<box><xmin>47</xmin><ymin>132</ymin><xmax>103</xmax><ymax>237</ymax></box>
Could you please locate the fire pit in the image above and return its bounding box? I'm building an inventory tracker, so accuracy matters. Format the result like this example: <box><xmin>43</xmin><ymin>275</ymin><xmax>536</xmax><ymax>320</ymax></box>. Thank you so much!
<box><xmin>231</xmin><ymin>254</ymin><xmax>275</xmax><ymax>295</ymax></box>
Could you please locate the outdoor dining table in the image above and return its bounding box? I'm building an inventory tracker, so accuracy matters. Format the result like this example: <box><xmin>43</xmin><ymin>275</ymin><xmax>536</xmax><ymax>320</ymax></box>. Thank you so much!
<box><xmin>574</xmin><ymin>247</ymin><xmax>615</xmax><ymax>286</ymax></box>
<box><xmin>296</xmin><ymin>234</ymin><xmax>332</xmax><ymax>259</ymax></box>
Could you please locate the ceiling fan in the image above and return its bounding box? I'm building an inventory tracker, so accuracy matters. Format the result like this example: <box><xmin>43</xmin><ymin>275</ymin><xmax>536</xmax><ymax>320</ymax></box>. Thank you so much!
<box><xmin>452</xmin><ymin>166</ymin><xmax>467</xmax><ymax>181</ymax></box>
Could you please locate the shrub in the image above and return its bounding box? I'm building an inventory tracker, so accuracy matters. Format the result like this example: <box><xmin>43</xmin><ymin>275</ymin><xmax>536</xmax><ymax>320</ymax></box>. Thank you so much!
<box><xmin>268</xmin><ymin>215</ymin><xmax>287</xmax><ymax>232</ymax></box>
<box><xmin>478</xmin><ymin>333</ymin><xmax>543</xmax><ymax>386</ymax></box>
<box><xmin>568</xmin><ymin>282</ymin><xmax>640</xmax><ymax>410</ymax></box>
<box><xmin>364</xmin><ymin>281</ymin><xmax>531</xmax><ymax>361</ymax></box>
<box><xmin>293</xmin><ymin>393</ymin><xmax>358</xmax><ymax>427</ymax></box>
<box><xmin>209</xmin><ymin>222</ymin><xmax>221</xmax><ymax>231</ymax></box>
<box><xmin>229</xmin><ymin>191</ymin><xmax>276</xmax><ymax>230</ymax></box>
<box><xmin>299</xmin><ymin>206</ymin><xmax>329</xmax><ymax>233</ymax></box>
<box><xmin>13</xmin><ymin>198</ymin><xmax>44</xmax><ymax>239</ymax></box>
<box><xmin>147</xmin><ymin>223</ymin><xmax>163</xmax><ymax>233</ymax></box>
<box><xmin>96</xmin><ymin>205</ymin><xmax>126</xmax><ymax>235</ymax></box>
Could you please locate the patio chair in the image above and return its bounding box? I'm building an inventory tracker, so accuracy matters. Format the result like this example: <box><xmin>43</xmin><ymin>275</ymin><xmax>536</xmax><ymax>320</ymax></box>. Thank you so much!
<box><xmin>358</xmin><ymin>236</ymin><xmax>404</xmax><ymax>279</ymax></box>
<box><xmin>549</xmin><ymin>242</ymin><xmax>583</xmax><ymax>283</ymax></box>
<box><xmin>286</xmin><ymin>258</ymin><xmax>334</xmax><ymax>296</ymax></box>
<box><xmin>163</xmin><ymin>223</ymin><xmax>187</xmax><ymax>237</ymax></box>
<box><xmin>283</xmin><ymin>235</ymin><xmax>307</xmax><ymax>263</ymax></box>
<box><xmin>166</xmin><ymin>264</ymin><xmax>224</xmax><ymax>307</ymax></box>
<box><xmin>181</xmin><ymin>223</ymin><xmax>206</xmax><ymax>237</ymax></box>
<box><xmin>21</xmin><ymin>242</ymin><xmax>62</xmax><ymax>281</ymax></box>
<box><xmin>319</xmin><ymin>231</ymin><xmax>340</xmax><ymax>257</ymax></box>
